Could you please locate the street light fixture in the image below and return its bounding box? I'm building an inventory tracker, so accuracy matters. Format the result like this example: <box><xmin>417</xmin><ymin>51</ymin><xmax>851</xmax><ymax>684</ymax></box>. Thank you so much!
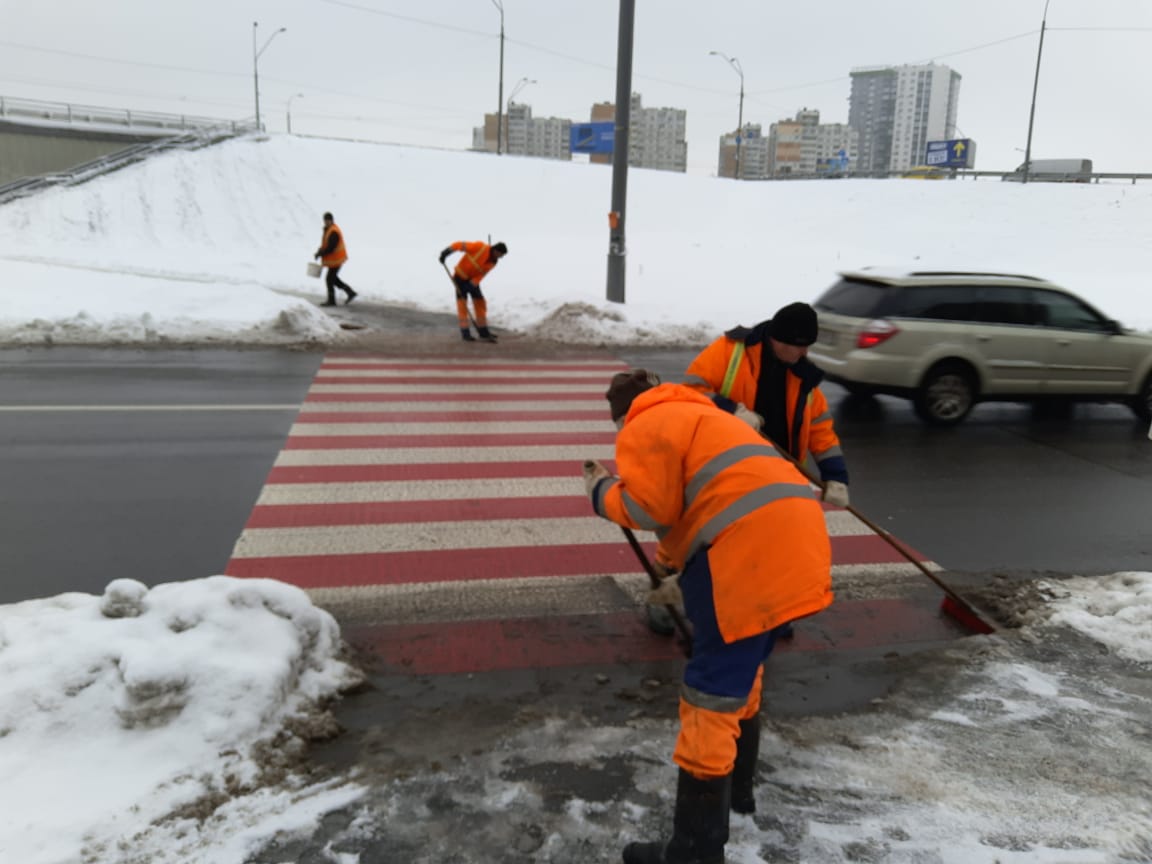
<box><xmin>709</xmin><ymin>50</ymin><xmax>745</xmax><ymax>179</ymax></box>
<box><xmin>505</xmin><ymin>78</ymin><xmax>536</xmax><ymax>156</ymax></box>
<box><xmin>491</xmin><ymin>0</ymin><xmax>505</xmax><ymax>155</ymax></box>
<box><xmin>286</xmin><ymin>92</ymin><xmax>304</xmax><ymax>135</ymax></box>
<box><xmin>252</xmin><ymin>21</ymin><xmax>287</xmax><ymax>132</ymax></box>
<box><xmin>507</xmin><ymin>77</ymin><xmax>536</xmax><ymax>107</ymax></box>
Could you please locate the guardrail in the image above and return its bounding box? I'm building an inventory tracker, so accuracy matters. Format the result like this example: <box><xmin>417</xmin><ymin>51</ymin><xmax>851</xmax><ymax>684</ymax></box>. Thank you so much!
<box><xmin>0</xmin><ymin>128</ymin><xmax>244</xmax><ymax>206</ymax></box>
<box><xmin>750</xmin><ymin>168</ymin><xmax>1152</xmax><ymax>184</ymax></box>
<box><xmin>0</xmin><ymin>95</ymin><xmax>247</xmax><ymax>135</ymax></box>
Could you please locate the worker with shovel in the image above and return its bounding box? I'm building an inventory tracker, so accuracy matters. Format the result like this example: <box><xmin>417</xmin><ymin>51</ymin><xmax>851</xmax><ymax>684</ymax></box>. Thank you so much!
<box><xmin>583</xmin><ymin>369</ymin><xmax>832</xmax><ymax>864</ymax></box>
<box><xmin>439</xmin><ymin>239</ymin><xmax>507</xmax><ymax>342</ymax></box>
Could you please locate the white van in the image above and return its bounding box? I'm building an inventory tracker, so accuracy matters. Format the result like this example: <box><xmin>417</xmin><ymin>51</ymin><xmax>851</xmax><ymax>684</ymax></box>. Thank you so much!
<box><xmin>1003</xmin><ymin>158</ymin><xmax>1093</xmax><ymax>183</ymax></box>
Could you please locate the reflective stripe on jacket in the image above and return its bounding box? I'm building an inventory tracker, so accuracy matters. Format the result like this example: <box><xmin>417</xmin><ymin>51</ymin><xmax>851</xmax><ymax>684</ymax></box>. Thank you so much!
<box><xmin>450</xmin><ymin>241</ymin><xmax>498</xmax><ymax>283</ymax></box>
<box><xmin>683</xmin><ymin>334</ymin><xmax>846</xmax><ymax>481</ymax></box>
<box><xmin>320</xmin><ymin>224</ymin><xmax>348</xmax><ymax>267</ymax></box>
<box><xmin>592</xmin><ymin>383</ymin><xmax>833</xmax><ymax>642</ymax></box>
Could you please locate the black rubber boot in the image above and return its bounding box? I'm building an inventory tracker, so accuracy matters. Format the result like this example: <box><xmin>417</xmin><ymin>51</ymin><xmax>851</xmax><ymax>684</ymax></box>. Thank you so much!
<box><xmin>731</xmin><ymin>715</ymin><xmax>760</xmax><ymax>814</ymax></box>
<box><xmin>622</xmin><ymin>770</ymin><xmax>730</xmax><ymax>864</ymax></box>
<box><xmin>460</xmin><ymin>328</ymin><xmax>476</xmax><ymax>342</ymax></box>
<box><xmin>477</xmin><ymin>326</ymin><xmax>498</xmax><ymax>342</ymax></box>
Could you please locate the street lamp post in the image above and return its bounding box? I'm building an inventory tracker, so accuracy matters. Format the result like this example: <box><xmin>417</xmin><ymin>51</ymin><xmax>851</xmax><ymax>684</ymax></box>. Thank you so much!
<box><xmin>710</xmin><ymin>51</ymin><xmax>744</xmax><ymax>179</ymax></box>
<box><xmin>286</xmin><ymin>92</ymin><xmax>304</xmax><ymax>135</ymax></box>
<box><xmin>1022</xmin><ymin>0</ymin><xmax>1051</xmax><ymax>185</ymax></box>
<box><xmin>252</xmin><ymin>21</ymin><xmax>287</xmax><ymax>132</ymax></box>
<box><xmin>506</xmin><ymin>77</ymin><xmax>536</xmax><ymax>155</ymax></box>
<box><xmin>491</xmin><ymin>0</ymin><xmax>505</xmax><ymax>155</ymax></box>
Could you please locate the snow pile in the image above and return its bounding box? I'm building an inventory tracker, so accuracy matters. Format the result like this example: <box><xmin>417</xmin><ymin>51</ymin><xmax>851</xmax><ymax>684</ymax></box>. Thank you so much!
<box><xmin>0</xmin><ymin>576</ymin><xmax>364</xmax><ymax>863</ymax></box>
<box><xmin>1042</xmin><ymin>571</ymin><xmax>1152</xmax><ymax>663</ymax></box>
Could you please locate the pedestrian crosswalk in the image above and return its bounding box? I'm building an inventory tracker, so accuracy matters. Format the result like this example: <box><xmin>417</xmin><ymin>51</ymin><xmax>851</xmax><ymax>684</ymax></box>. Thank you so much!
<box><xmin>225</xmin><ymin>354</ymin><xmax>964</xmax><ymax>674</ymax></box>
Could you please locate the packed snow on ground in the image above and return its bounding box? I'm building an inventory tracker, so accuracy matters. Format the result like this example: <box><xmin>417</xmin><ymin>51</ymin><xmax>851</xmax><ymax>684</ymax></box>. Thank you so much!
<box><xmin>0</xmin><ymin>572</ymin><xmax>1148</xmax><ymax>862</ymax></box>
<box><xmin>0</xmin><ymin>133</ymin><xmax>1150</xmax><ymax>346</ymax></box>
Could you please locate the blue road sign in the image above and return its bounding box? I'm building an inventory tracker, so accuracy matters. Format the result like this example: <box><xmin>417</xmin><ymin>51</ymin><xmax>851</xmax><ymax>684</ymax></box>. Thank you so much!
<box><xmin>925</xmin><ymin>139</ymin><xmax>975</xmax><ymax>169</ymax></box>
<box><xmin>570</xmin><ymin>122</ymin><xmax>615</xmax><ymax>155</ymax></box>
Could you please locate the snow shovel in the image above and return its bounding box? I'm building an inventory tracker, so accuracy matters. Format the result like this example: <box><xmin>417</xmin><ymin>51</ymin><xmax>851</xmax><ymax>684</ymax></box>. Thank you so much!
<box><xmin>621</xmin><ymin>526</ymin><xmax>693</xmax><ymax>657</ymax></box>
<box><xmin>767</xmin><ymin>437</ymin><xmax>997</xmax><ymax>635</ymax></box>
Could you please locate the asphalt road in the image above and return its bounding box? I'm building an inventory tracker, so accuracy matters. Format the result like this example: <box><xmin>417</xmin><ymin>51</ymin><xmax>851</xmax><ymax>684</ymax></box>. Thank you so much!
<box><xmin>621</xmin><ymin>346</ymin><xmax>1152</xmax><ymax>579</ymax></box>
<box><xmin>0</xmin><ymin>347</ymin><xmax>322</xmax><ymax>603</ymax></box>
<box><xmin>1</xmin><ymin>342</ymin><xmax>1150</xmax><ymax>606</ymax></box>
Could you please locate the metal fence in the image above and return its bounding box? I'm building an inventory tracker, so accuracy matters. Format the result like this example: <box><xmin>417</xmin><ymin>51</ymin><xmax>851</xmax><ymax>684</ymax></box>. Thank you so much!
<box><xmin>0</xmin><ymin>129</ymin><xmax>246</xmax><ymax>206</ymax></box>
<box><xmin>0</xmin><ymin>95</ymin><xmax>248</xmax><ymax>136</ymax></box>
<box><xmin>751</xmin><ymin>168</ymin><xmax>1152</xmax><ymax>184</ymax></box>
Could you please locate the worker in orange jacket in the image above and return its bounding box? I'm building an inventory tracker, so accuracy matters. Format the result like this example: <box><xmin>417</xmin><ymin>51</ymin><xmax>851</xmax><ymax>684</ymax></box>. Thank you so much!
<box><xmin>684</xmin><ymin>302</ymin><xmax>849</xmax><ymax>502</ymax></box>
<box><xmin>583</xmin><ymin>369</ymin><xmax>832</xmax><ymax>864</ymax></box>
<box><xmin>439</xmin><ymin>240</ymin><xmax>507</xmax><ymax>342</ymax></box>
<box><xmin>313</xmin><ymin>212</ymin><xmax>357</xmax><ymax>307</ymax></box>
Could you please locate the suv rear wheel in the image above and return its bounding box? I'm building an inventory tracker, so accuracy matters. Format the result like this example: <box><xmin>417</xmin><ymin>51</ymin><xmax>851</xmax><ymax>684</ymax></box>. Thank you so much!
<box><xmin>914</xmin><ymin>362</ymin><xmax>977</xmax><ymax>426</ymax></box>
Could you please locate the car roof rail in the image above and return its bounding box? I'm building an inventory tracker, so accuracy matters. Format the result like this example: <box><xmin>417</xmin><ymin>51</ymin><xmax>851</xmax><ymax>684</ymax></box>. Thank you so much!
<box><xmin>906</xmin><ymin>270</ymin><xmax>1047</xmax><ymax>282</ymax></box>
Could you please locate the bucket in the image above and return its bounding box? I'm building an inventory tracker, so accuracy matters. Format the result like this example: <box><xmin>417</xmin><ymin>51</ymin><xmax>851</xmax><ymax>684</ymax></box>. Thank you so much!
<box><xmin>306</xmin><ymin>261</ymin><xmax>322</xmax><ymax>278</ymax></box>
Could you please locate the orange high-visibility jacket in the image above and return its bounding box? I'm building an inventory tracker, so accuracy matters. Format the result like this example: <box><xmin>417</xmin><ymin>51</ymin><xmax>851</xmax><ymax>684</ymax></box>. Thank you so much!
<box><xmin>593</xmin><ymin>384</ymin><xmax>833</xmax><ymax>643</ymax></box>
<box><xmin>684</xmin><ymin>333</ymin><xmax>845</xmax><ymax>478</ymax></box>
<box><xmin>319</xmin><ymin>224</ymin><xmax>348</xmax><ymax>268</ymax></box>
<box><xmin>449</xmin><ymin>241</ymin><xmax>499</xmax><ymax>283</ymax></box>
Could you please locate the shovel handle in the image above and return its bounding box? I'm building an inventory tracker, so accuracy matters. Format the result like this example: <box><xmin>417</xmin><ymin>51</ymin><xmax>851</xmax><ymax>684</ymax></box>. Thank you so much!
<box><xmin>620</xmin><ymin>527</ymin><xmax>694</xmax><ymax>656</ymax></box>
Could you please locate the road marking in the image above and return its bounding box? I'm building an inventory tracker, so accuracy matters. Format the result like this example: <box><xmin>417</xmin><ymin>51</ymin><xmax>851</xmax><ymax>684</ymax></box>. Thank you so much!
<box><xmin>0</xmin><ymin>404</ymin><xmax>301</xmax><ymax>411</ymax></box>
<box><xmin>226</xmin><ymin>354</ymin><xmax>959</xmax><ymax>674</ymax></box>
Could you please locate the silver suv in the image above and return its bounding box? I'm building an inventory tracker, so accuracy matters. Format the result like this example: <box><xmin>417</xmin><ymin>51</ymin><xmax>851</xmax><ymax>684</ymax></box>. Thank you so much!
<box><xmin>809</xmin><ymin>268</ymin><xmax>1152</xmax><ymax>426</ymax></box>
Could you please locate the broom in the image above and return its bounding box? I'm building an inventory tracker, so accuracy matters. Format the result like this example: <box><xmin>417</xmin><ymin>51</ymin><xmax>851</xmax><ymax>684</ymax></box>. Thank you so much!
<box><xmin>767</xmin><ymin>436</ymin><xmax>997</xmax><ymax>635</ymax></box>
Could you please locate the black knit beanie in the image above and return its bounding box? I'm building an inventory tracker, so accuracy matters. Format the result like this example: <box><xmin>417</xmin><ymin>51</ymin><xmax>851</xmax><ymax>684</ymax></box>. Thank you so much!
<box><xmin>768</xmin><ymin>302</ymin><xmax>818</xmax><ymax>346</ymax></box>
<box><xmin>606</xmin><ymin>369</ymin><xmax>661</xmax><ymax>422</ymax></box>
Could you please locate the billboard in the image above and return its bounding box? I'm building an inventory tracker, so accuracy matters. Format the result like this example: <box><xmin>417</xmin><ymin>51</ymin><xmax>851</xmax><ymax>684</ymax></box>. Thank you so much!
<box><xmin>570</xmin><ymin>122</ymin><xmax>614</xmax><ymax>155</ymax></box>
<box><xmin>925</xmin><ymin>139</ymin><xmax>976</xmax><ymax>169</ymax></box>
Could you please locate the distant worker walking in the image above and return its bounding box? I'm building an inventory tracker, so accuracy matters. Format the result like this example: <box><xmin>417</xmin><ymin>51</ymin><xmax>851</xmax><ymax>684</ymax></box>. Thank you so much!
<box><xmin>314</xmin><ymin>212</ymin><xmax>357</xmax><ymax>307</ymax></box>
<box><xmin>439</xmin><ymin>240</ymin><xmax>507</xmax><ymax>342</ymax></box>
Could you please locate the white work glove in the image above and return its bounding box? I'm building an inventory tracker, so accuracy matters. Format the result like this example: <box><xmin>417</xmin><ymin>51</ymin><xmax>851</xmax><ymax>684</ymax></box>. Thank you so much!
<box><xmin>822</xmin><ymin>480</ymin><xmax>850</xmax><ymax>508</ymax></box>
<box><xmin>647</xmin><ymin>564</ymin><xmax>683</xmax><ymax>607</ymax></box>
<box><xmin>582</xmin><ymin>460</ymin><xmax>612</xmax><ymax>497</ymax></box>
<box><xmin>734</xmin><ymin>404</ymin><xmax>763</xmax><ymax>431</ymax></box>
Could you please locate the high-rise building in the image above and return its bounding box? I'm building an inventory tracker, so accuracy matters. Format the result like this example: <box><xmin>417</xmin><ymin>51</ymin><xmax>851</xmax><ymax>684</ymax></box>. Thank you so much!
<box><xmin>589</xmin><ymin>94</ymin><xmax>687</xmax><ymax>173</ymax></box>
<box><xmin>848</xmin><ymin>63</ymin><xmax>961</xmax><ymax>175</ymax></box>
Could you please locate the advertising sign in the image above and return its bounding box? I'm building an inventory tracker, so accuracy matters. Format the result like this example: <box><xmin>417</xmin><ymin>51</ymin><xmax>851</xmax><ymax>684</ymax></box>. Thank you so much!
<box><xmin>570</xmin><ymin>122</ymin><xmax>615</xmax><ymax>155</ymax></box>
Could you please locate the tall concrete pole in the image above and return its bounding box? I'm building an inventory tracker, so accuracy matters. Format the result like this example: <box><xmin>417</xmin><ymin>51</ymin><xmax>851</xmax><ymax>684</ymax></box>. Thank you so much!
<box><xmin>492</xmin><ymin>0</ymin><xmax>505</xmax><ymax>155</ymax></box>
<box><xmin>605</xmin><ymin>0</ymin><xmax>634</xmax><ymax>304</ymax></box>
<box><xmin>1023</xmin><ymin>0</ymin><xmax>1050</xmax><ymax>185</ymax></box>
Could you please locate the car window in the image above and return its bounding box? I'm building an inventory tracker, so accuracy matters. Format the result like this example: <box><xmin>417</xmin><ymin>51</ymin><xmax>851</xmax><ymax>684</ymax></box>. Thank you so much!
<box><xmin>813</xmin><ymin>279</ymin><xmax>889</xmax><ymax>317</ymax></box>
<box><xmin>1030</xmin><ymin>289</ymin><xmax>1111</xmax><ymax>332</ymax></box>
<box><xmin>887</xmin><ymin>285</ymin><xmax>976</xmax><ymax>321</ymax></box>
<box><xmin>973</xmin><ymin>286</ymin><xmax>1043</xmax><ymax>326</ymax></box>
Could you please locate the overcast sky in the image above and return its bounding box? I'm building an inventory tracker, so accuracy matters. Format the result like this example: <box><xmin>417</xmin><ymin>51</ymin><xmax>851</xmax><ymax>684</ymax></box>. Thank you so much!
<box><xmin>3</xmin><ymin>0</ymin><xmax>1151</xmax><ymax>175</ymax></box>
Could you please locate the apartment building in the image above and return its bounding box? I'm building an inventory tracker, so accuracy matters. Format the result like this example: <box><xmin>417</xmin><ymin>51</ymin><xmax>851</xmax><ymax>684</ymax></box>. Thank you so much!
<box><xmin>716</xmin><ymin>124</ymin><xmax>770</xmax><ymax>179</ymax></box>
<box><xmin>471</xmin><ymin>104</ymin><xmax>571</xmax><ymax>161</ymax></box>
<box><xmin>848</xmin><ymin>63</ymin><xmax>961</xmax><ymax>174</ymax></box>
<box><xmin>764</xmin><ymin>109</ymin><xmax>858</xmax><ymax>177</ymax></box>
<box><xmin>589</xmin><ymin>93</ymin><xmax>688</xmax><ymax>173</ymax></box>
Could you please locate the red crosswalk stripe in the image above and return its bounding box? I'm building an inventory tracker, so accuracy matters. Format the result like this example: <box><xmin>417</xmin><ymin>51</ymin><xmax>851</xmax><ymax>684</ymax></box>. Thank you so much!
<box><xmin>225</xmin><ymin>354</ymin><xmax>961</xmax><ymax>674</ymax></box>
